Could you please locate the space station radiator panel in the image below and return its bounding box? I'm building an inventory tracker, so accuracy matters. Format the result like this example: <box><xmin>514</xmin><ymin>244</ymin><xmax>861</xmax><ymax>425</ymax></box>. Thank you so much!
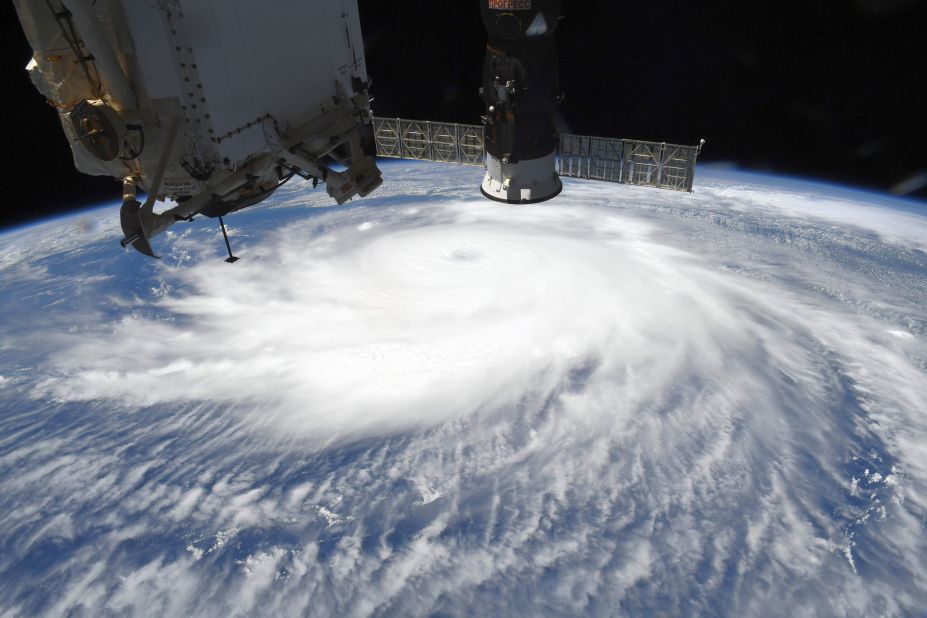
<box><xmin>559</xmin><ymin>135</ymin><xmax>702</xmax><ymax>192</ymax></box>
<box><xmin>372</xmin><ymin>117</ymin><xmax>704</xmax><ymax>192</ymax></box>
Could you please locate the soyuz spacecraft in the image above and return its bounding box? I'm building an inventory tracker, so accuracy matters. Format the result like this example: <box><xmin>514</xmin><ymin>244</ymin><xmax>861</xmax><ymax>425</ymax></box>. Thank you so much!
<box><xmin>480</xmin><ymin>0</ymin><xmax>562</xmax><ymax>204</ymax></box>
<box><xmin>13</xmin><ymin>0</ymin><xmax>565</xmax><ymax>259</ymax></box>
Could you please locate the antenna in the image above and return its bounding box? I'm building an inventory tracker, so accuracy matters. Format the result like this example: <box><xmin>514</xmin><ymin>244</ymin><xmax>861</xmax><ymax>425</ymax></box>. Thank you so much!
<box><xmin>218</xmin><ymin>216</ymin><xmax>239</xmax><ymax>263</ymax></box>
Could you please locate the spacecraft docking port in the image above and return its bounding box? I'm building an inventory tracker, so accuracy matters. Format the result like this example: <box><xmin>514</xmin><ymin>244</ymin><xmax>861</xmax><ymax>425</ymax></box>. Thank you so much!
<box><xmin>479</xmin><ymin>0</ymin><xmax>563</xmax><ymax>204</ymax></box>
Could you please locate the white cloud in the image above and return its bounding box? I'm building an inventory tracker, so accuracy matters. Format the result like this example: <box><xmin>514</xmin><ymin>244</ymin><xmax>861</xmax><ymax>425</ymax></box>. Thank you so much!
<box><xmin>36</xmin><ymin>200</ymin><xmax>755</xmax><ymax>441</ymax></box>
<box><xmin>1</xmin><ymin>162</ymin><xmax>926</xmax><ymax>615</ymax></box>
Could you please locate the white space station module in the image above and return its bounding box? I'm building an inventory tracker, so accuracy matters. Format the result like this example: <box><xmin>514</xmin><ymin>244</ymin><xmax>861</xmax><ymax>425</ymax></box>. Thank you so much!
<box><xmin>14</xmin><ymin>0</ymin><xmax>386</xmax><ymax>258</ymax></box>
<box><xmin>16</xmin><ymin>1</ymin><xmax>701</xmax><ymax>261</ymax></box>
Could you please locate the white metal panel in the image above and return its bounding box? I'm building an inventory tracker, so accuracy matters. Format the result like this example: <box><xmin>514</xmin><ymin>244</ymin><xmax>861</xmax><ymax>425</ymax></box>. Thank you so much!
<box><xmin>119</xmin><ymin>2</ymin><xmax>178</xmax><ymax>100</ymax></box>
<box><xmin>176</xmin><ymin>0</ymin><xmax>367</xmax><ymax>163</ymax></box>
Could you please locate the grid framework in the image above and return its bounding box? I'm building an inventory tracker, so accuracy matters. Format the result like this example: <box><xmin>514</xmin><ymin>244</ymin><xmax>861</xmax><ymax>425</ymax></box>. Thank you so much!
<box><xmin>372</xmin><ymin>117</ymin><xmax>704</xmax><ymax>192</ymax></box>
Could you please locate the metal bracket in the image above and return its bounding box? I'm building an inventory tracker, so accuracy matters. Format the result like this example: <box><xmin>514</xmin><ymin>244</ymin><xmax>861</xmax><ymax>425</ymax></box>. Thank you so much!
<box><xmin>119</xmin><ymin>116</ymin><xmax>179</xmax><ymax>257</ymax></box>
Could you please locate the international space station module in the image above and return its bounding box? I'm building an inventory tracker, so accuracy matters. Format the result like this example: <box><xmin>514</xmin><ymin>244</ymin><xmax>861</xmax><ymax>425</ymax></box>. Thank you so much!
<box><xmin>13</xmin><ymin>0</ymin><xmax>382</xmax><ymax>257</ymax></box>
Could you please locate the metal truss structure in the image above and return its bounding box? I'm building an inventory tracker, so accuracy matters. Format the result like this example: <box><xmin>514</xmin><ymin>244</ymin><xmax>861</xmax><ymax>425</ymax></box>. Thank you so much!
<box><xmin>372</xmin><ymin>118</ymin><xmax>486</xmax><ymax>166</ymax></box>
<box><xmin>559</xmin><ymin>135</ymin><xmax>703</xmax><ymax>192</ymax></box>
<box><xmin>372</xmin><ymin>117</ymin><xmax>704</xmax><ymax>192</ymax></box>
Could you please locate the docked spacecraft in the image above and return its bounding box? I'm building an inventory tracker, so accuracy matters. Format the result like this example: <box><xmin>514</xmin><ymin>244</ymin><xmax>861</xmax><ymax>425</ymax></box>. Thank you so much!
<box><xmin>479</xmin><ymin>0</ymin><xmax>563</xmax><ymax>203</ymax></box>
<box><xmin>13</xmin><ymin>0</ymin><xmax>382</xmax><ymax>258</ymax></box>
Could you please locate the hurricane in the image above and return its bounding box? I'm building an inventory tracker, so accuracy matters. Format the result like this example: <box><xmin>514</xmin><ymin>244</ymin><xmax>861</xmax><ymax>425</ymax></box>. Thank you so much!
<box><xmin>1</xmin><ymin>162</ymin><xmax>925</xmax><ymax>616</ymax></box>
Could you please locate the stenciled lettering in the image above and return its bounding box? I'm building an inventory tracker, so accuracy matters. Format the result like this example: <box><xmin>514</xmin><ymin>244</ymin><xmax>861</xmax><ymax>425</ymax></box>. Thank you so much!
<box><xmin>488</xmin><ymin>0</ymin><xmax>532</xmax><ymax>10</ymax></box>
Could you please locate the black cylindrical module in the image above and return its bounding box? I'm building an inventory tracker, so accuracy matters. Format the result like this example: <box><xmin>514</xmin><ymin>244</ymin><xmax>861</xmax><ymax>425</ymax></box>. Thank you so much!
<box><xmin>479</xmin><ymin>0</ymin><xmax>563</xmax><ymax>203</ymax></box>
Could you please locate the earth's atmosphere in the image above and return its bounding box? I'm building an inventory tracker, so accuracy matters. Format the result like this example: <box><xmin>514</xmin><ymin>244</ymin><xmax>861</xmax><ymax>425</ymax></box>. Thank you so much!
<box><xmin>0</xmin><ymin>160</ymin><xmax>925</xmax><ymax>616</ymax></box>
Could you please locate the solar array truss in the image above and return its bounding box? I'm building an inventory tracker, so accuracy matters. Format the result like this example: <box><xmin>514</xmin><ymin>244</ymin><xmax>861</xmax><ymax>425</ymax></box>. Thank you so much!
<box><xmin>372</xmin><ymin>117</ymin><xmax>704</xmax><ymax>192</ymax></box>
<box><xmin>372</xmin><ymin>118</ymin><xmax>485</xmax><ymax>166</ymax></box>
<box><xmin>559</xmin><ymin>135</ymin><xmax>703</xmax><ymax>192</ymax></box>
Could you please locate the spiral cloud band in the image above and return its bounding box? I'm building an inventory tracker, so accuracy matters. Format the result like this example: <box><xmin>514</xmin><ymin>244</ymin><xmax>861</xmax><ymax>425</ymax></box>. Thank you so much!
<box><xmin>1</xmin><ymin>162</ymin><xmax>925</xmax><ymax>615</ymax></box>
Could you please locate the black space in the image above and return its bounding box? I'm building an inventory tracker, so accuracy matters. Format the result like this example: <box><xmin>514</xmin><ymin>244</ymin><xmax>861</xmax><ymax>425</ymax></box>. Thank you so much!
<box><xmin>3</xmin><ymin>0</ymin><xmax>926</xmax><ymax>229</ymax></box>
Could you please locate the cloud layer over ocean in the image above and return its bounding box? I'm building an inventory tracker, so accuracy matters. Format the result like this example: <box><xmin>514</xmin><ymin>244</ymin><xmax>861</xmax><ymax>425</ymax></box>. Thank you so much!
<box><xmin>1</xmin><ymin>163</ymin><xmax>925</xmax><ymax>615</ymax></box>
